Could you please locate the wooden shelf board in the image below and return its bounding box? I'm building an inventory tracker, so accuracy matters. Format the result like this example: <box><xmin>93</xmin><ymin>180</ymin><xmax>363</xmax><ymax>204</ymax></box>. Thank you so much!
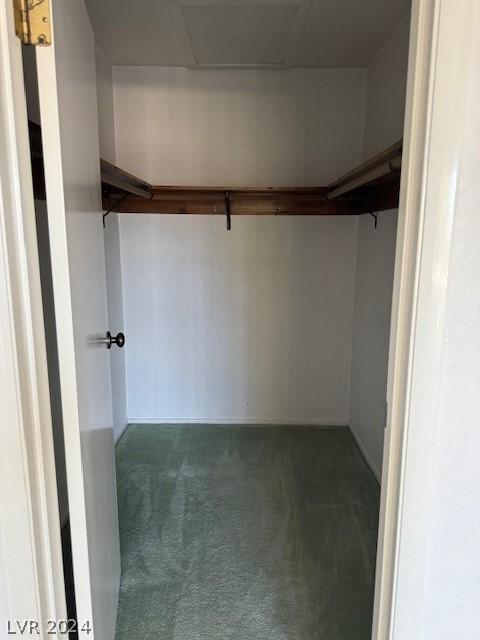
<box><xmin>100</xmin><ymin>159</ymin><xmax>152</xmax><ymax>199</ymax></box>
<box><xmin>104</xmin><ymin>189</ymin><xmax>364</xmax><ymax>216</ymax></box>
<box><xmin>326</xmin><ymin>139</ymin><xmax>403</xmax><ymax>198</ymax></box>
<box><xmin>28</xmin><ymin>119</ymin><xmax>402</xmax><ymax>216</ymax></box>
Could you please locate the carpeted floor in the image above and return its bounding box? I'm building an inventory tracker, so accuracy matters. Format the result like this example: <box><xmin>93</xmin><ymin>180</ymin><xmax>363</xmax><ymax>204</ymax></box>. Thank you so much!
<box><xmin>115</xmin><ymin>424</ymin><xmax>380</xmax><ymax>640</ymax></box>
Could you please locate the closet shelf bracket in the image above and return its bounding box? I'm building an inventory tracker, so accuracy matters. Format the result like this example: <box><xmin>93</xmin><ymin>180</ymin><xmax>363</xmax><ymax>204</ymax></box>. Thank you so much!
<box><xmin>103</xmin><ymin>193</ymin><xmax>129</xmax><ymax>228</ymax></box>
<box><xmin>225</xmin><ymin>191</ymin><xmax>231</xmax><ymax>230</ymax></box>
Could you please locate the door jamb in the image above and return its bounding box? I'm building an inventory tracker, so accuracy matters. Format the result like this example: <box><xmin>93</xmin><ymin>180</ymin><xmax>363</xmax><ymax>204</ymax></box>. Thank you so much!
<box><xmin>372</xmin><ymin>1</ymin><xmax>441</xmax><ymax>638</ymax></box>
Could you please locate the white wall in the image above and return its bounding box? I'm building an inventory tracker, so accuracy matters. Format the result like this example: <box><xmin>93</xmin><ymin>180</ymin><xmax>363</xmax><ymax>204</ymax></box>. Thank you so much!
<box><xmin>104</xmin><ymin>213</ymin><xmax>128</xmax><ymax>441</ymax></box>
<box><xmin>347</xmin><ymin>13</ymin><xmax>409</xmax><ymax>478</ymax></box>
<box><xmin>95</xmin><ymin>46</ymin><xmax>116</xmax><ymax>163</ymax></box>
<box><xmin>349</xmin><ymin>211</ymin><xmax>398</xmax><ymax>479</ymax></box>
<box><xmin>120</xmin><ymin>214</ymin><xmax>358</xmax><ymax>424</ymax></box>
<box><xmin>112</xmin><ymin>66</ymin><xmax>366</xmax><ymax>186</ymax></box>
<box><xmin>363</xmin><ymin>12</ymin><xmax>410</xmax><ymax>159</ymax></box>
<box><xmin>107</xmin><ymin>23</ymin><xmax>410</xmax><ymax>433</ymax></box>
<box><xmin>111</xmin><ymin>66</ymin><xmax>367</xmax><ymax>427</ymax></box>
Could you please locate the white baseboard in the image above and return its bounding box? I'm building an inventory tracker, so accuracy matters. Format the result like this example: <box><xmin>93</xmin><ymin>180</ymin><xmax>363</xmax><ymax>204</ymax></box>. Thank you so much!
<box><xmin>348</xmin><ymin>424</ymin><xmax>381</xmax><ymax>483</ymax></box>
<box><xmin>127</xmin><ymin>417</ymin><xmax>349</xmax><ymax>427</ymax></box>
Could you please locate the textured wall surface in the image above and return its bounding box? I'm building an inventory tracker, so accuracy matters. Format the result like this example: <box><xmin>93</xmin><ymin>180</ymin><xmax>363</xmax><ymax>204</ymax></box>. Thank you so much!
<box><xmin>112</xmin><ymin>66</ymin><xmax>366</xmax><ymax>186</ymax></box>
<box><xmin>120</xmin><ymin>214</ymin><xmax>358</xmax><ymax>424</ymax></box>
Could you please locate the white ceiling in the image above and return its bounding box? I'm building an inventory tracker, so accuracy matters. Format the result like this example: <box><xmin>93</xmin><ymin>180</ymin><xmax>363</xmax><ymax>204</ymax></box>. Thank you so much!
<box><xmin>86</xmin><ymin>0</ymin><xmax>410</xmax><ymax>68</ymax></box>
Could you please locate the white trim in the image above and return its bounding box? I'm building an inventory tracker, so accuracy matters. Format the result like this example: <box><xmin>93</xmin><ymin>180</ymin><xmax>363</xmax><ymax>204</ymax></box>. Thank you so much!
<box><xmin>0</xmin><ymin>0</ymin><xmax>66</xmax><ymax>631</ymax></box>
<box><xmin>348</xmin><ymin>424</ymin><xmax>381</xmax><ymax>483</ymax></box>
<box><xmin>127</xmin><ymin>417</ymin><xmax>348</xmax><ymax>426</ymax></box>
<box><xmin>372</xmin><ymin>0</ymin><xmax>472</xmax><ymax>637</ymax></box>
<box><xmin>372</xmin><ymin>1</ymin><xmax>438</xmax><ymax>636</ymax></box>
<box><xmin>382</xmin><ymin>1</ymin><xmax>480</xmax><ymax>637</ymax></box>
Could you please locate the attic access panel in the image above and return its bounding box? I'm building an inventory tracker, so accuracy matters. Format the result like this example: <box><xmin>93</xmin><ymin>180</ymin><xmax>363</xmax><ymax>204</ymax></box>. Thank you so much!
<box><xmin>181</xmin><ymin>3</ymin><xmax>300</xmax><ymax>66</ymax></box>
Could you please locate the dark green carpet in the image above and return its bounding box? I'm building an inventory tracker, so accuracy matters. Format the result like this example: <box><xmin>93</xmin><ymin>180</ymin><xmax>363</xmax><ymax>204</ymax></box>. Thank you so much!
<box><xmin>115</xmin><ymin>425</ymin><xmax>380</xmax><ymax>640</ymax></box>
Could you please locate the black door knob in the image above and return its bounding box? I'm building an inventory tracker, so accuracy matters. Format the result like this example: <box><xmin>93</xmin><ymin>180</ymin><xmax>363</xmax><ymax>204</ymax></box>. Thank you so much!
<box><xmin>105</xmin><ymin>331</ymin><xmax>125</xmax><ymax>349</ymax></box>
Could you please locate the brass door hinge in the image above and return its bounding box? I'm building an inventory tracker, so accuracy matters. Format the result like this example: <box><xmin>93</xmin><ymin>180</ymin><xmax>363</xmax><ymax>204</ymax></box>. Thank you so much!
<box><xmin>14</xmin><ymin>0</ymin><xmax>51</xmax><ymax>46</ymax></box>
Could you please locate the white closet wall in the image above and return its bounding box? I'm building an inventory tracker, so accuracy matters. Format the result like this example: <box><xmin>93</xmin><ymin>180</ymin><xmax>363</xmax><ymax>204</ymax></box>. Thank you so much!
<box><xmin>112</xmin><ymin>67</ymin><xmax>366</xmax><ymax>186</ymax></box>
<box><xmin>349</xmin><ymin>211</ymin><xmax>398</xmax><ymax>479</ymax></box>
<box><xmin>120</xmin><ymin>215</ymin><xmax>357</xmax><ymax>424</ymax></box>
<box><xmin>97</xmin><ymin>13</ymin><xmax>409</xmax><ymax>445</ymax></box>
<box><xmin>363</xmin><ymin>11</ymin><xmax>410</xmax><ymax>159</ymax></box>
<box><xmin>349</xmin><ymin>10</ymin><xmax>410</xmax><ymax>477</ymax></box>
<box><xmin>95</xmin><ymin>46</ymin><xmax>116</xmax><ymax>164</ymax></box>
<box><xmin>109</xmin><ymin>66</ymin><xmax>367</xmax><ymax>425</ymax></box>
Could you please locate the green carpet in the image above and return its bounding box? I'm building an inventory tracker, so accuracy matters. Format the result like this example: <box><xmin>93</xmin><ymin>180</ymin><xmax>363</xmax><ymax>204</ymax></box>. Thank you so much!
<box><xmin>115</xmin><ymin>425</ymin><xmax>380</xmax><ymax>640</ymax></box>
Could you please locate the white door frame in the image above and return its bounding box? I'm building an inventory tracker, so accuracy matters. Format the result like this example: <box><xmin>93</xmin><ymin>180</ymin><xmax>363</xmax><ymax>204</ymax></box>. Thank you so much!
<box><xmin>0</xmin><ymin>0</ymin><xmax>66</xmax><ymax>635</ymax></box>
<box><xmin>371</xmin><ymin>1</ymin><xmax>438</xmax><ymax>636</ymax></box>
<box><xmin>373</xmin><ymin>0</ymin><xmax>480</xmax><ymax>637</ymax></box>
<box><xmin>1</xmin><ymin>0</ymin><xmax>476</xmax><ymax>637</ymax></box>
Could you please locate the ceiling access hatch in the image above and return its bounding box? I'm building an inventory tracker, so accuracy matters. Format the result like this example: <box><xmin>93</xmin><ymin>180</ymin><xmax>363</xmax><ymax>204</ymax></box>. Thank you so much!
<box><xmin>181</xmin><ymin>3</ymin><xmax>302</xmax><ymax>67</ymax></box>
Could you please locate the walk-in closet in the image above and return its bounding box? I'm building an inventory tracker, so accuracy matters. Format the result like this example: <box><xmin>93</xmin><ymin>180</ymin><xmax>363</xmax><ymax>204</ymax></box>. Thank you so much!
<box><xmin>21</xmin><ymin>0</ymin><xmax>412</xmax><ymax>637</ymax></box>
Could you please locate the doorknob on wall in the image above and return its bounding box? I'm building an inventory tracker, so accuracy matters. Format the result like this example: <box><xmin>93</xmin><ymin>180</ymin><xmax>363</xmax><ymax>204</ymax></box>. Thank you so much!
<box><xmin>101</xmin><ymin>331</ymin><xmax>125</xmax><ymax>349</ymax></box>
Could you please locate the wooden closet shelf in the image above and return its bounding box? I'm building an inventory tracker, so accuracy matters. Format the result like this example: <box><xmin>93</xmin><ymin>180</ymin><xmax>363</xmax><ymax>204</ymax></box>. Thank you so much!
<box><xmin>325</xmin><ymin>139</ymin><xmax>402</xmax><ymax>199</ymax></box>
<box><xmin>104</xmin><ymin>187</ymin><xmax>363</xmax><ymax>216</ymax></box>
<box><xmin>100</xmin><ymin>159</ymin><xmax>152</xmax><ymax>199</ymax></box>
<box><xmin>101</xmin><ymin>140</ymin><xmax>402</xmax><ymax>215</ymax></box>
<box><xmin>28</xmin><ymin>120</ymin><xmax>402</xmax><ymax>216</ymax></box>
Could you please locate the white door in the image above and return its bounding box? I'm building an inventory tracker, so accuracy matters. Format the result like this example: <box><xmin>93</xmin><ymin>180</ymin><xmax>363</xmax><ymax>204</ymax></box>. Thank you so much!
<box><xmin>34</xmin><ymin>1</ymin><xmax>120</xmax><ymax>638</ymax></box>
